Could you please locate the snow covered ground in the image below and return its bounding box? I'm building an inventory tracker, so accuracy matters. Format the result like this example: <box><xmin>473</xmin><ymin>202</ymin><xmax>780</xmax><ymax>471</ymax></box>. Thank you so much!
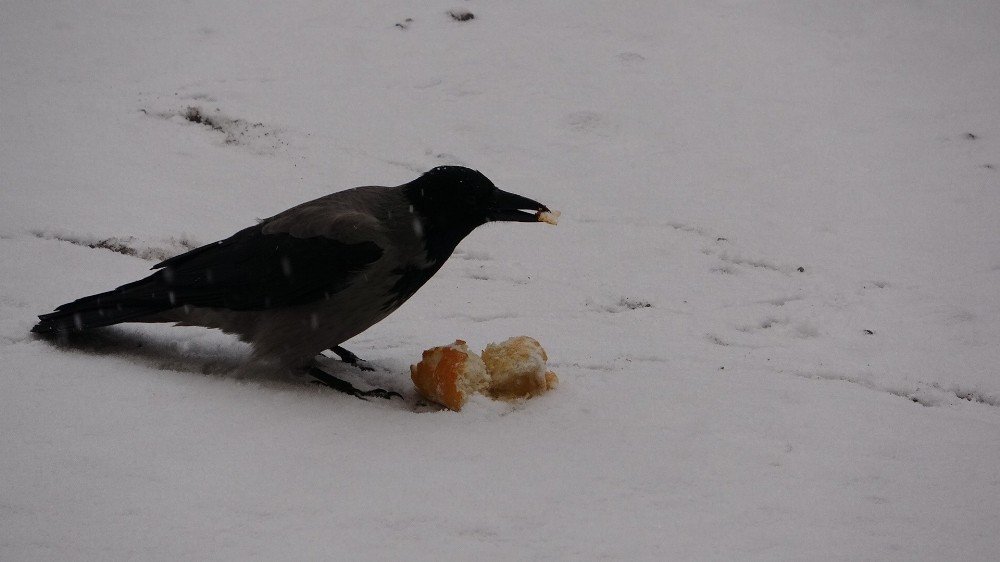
<box><xmin>2</xmin><ymin>1</ymin><xmax>999</xmax><ymax>559</ymax></box>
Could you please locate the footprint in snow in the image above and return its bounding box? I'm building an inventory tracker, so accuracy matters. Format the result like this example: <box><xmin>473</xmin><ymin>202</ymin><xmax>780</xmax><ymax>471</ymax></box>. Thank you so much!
<box><xmin>141</xmin><ymin>103</ymin><xmax>286</xmax><ymax>155</ymax></box>
<box><xmin>29</xmin><ymin>230</ymin><xmax>199</xmax><ymax>262</ymax></box>
<box><xmin>561</xmin><ymin>111</ymin><xmax>617</xmax><ymax>137</ymax></box>
<box><xmin>588</xmin><ymin>296</ymin><xmax>653</xmax><ymax>314</ymax></box>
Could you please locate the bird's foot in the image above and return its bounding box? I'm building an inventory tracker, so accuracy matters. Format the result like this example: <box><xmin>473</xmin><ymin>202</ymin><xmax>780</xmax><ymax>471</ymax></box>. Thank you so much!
<box><xmin>330</xmin><ymin>345</ymin><xmax>375</xmax><ymax>371</ymax></box>
<box><xmin>308</xmin><ymin>367</ymin><xmax>401</xmax><ymax>401</ymax></box>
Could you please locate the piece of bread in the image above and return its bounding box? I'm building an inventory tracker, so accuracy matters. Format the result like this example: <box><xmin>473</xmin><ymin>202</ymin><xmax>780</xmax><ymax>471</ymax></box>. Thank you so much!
<box><xmin>537</xmin><ymin>210</ymin><xmax>560</xmax><ymax>225</ymax></box>
<box><xmin>481</xmin><ymin>336</ymin><xmax>559</xmax><ymax>400</ymax></box>
<box><xmin>409</xmin><ymin>340</ymin><xmax>490</xmax><ymax>411</ymax></box>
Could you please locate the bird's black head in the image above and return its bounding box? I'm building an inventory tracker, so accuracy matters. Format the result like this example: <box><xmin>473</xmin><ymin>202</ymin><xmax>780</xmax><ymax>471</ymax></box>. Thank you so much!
<box><xmin>402</xmin><ymin>166</ymin><xmax>550</xmax><ymax>258</ymax></box>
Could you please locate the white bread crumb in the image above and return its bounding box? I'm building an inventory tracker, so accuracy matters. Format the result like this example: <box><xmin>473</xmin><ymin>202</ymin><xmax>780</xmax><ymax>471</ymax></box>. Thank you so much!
<box><xmin>537</xmin><ymin>210</ymin><xmax>560</xmax><ymax>225</ymax></box>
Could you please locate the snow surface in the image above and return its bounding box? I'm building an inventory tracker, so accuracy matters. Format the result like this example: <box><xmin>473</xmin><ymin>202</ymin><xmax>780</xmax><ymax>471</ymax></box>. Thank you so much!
<box><xmin>3</xmin><ymin>1</ymin><xmax>1000</xmax><ymax>559</ymax></box>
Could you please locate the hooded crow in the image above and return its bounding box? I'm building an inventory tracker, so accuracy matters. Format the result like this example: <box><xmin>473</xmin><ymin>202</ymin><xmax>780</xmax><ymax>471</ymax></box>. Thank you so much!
<box><xmin>32</xmin><ymin>166</ymin><xmax>554</xmax><ymax>398</ymax></box>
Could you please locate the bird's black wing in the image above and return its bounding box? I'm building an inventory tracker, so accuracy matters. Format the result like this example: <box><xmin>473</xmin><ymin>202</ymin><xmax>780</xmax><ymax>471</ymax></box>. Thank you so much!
<box><xmin>32</xmin><ymin>224</ymin><xmax>383</xmax><ymax>334</ymax></box>
<box><xmin>148</xmin><ymin>224</ymin><xmax>384</xmax><ymax>310</ymax></box>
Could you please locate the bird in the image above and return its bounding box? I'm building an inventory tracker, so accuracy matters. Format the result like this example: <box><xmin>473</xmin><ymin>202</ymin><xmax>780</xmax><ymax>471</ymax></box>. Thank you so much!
<box><xmin>31</xmin><ymin>166</ymin><xmax>554</xmax><ymax>398</ymax></box>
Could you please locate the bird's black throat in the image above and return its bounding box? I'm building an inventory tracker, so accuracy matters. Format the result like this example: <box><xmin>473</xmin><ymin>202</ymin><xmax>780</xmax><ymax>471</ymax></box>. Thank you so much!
<box><xmin>402</xmin><ymin>173</ymin><xmax>490</xmax><ymax>262</ymax></box>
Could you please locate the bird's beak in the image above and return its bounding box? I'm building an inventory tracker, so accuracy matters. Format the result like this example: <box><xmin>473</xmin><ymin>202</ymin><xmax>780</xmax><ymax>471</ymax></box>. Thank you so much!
<box><xmin>490</xmin><ymin>188</ymin><xmax>550</xmax><ymax>222</ymax></box>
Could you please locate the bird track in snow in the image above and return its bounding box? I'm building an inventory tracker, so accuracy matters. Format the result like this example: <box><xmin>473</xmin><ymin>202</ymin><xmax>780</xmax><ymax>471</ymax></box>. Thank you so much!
<box><xmin>588</xmin><ymin>296</ymin><xmax>654</xmax><ymax>314</ymax></box>
<box><xmin>29</xmin><ymin>230</ymin><xmax>199</xmax><ymax>262</ymax></box>
<box><xmin>789</xmin><ymin>370</ymin><xmax>1000</xmax><ymax>408</ymax></box>
<box><xmin>443</xmin><ymin>311</ymin><xmax>518</xmax><ymax>323</ymax></box>
<box><xmin>140</xmin><ymin>102</ymin><xmax>286</xmax><ymax>154</ymax></box>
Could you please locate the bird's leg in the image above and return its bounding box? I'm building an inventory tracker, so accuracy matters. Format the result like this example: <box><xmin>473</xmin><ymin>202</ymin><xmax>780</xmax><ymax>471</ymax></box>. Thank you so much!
<box><xmin>330</xmin><ymin>345</ymin><xmax>374</xmax><ymax>371</ymax></box>
<box><xmin>308</xmin><ymin>366</ymin><xmax>401</xmax><ymax>401</ymax></box>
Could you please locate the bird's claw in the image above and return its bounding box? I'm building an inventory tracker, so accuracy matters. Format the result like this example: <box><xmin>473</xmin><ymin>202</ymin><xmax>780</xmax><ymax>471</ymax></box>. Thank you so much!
<box><xmin>308</xmin><ymin>367</ymin><xmax>401</xmax><ymax>401</ymax></box>
<box><xmin>330</xmin><ymin>345</ymin><xmax>375</xmax><ymax>371</ymax></box>
<box><xmin>355</xmin><ymin>388</ymin><xmax>403</xmax><ymax>400</ymax></box>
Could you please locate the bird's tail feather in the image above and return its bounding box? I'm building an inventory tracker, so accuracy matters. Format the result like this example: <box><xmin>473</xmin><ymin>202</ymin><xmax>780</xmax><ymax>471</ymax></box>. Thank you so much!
<box><xmin>31</xmin><ymin>286</ymin><xmax>173</xmax><ymax>334</ymax></box>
